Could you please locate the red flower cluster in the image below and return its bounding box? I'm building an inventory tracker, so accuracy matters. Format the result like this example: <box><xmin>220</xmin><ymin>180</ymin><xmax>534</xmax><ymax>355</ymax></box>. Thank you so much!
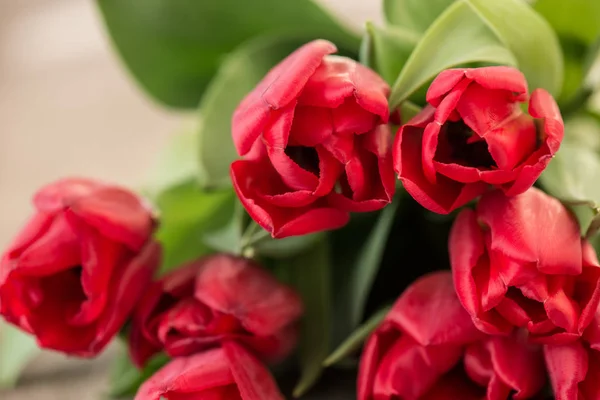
<box><xmin>128</xmin><ymin>254</ymin><xmax>303</xmax><ymax>367</ymax></box>
<box><xmin>0</xmin><ymin>39</ymin><xmax>578</xmax><ymax>400</ymax></box>
<box><xmin>231</xmin><ymin>39</ymin><xmax>395</xmax><ymax>238</ymax></box>
<box><xmin>360</xmin><ymin>189</ymin><xmax>600</xmax><ymax>400</ymax></box>
<box><xmin>358</xmin><ymin>272</ymin><xmax>546</xmax><ymax>400</ymax></box>
<box><xmin>129</xmin><ymin>253</ymin><xmax>301</xmax><ymax>400</ymax></box>
<box><xmin>0</xmin><ymin>179</ymin><xmax>302</xmax><ymax>400</ymax></box>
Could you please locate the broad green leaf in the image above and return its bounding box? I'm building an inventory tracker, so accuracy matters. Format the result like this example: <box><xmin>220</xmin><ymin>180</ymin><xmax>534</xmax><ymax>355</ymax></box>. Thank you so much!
<box><xmin>383</xmin><ymin>0</ymin><xmax>456</xmax><ymax>34</ymax></box>
<box><xmin>534</xmin><ymin>0</ymin><xmax>600</xmax><ymax>45</ymax></box>
<box><xmin>202</xmin><ymin>200</ymin><xmax>245</xmax><ymax>255</ymax></box>
<box><xmin>362</xmin><ymin>22</ymin><xmax>419</xmax><ymax>84</ymax></box>
<box><xmin>389</xmin><ymin>1</ymin><xmax>517</xmax><ymax>108</ymax></box>
<box><xmin>286</xmin><ymin>241</ymin><xmax>332</xmax><ymax>398</ymax></box>
<box><xmin>464</xmin><ymin>0</ymin><xmax>563</xmax><ymax>96</ymax></box>
<box><xmin>559</xmin><ymin>41</ymin><xmax>588</xmax><ymax>103</ymax></box>
<box><xmin>564</xmin><ymin>115</ymin><xmax>600</xmax><ymax>151</ymax></box>
<box><xmin>568</xmin><ymin>204</ymin><xmax>597</xmax><ymax>237</ymax></box>
<box><xmin>109</xmin><ymin>344</ymin><xmax>169</xmax><ymax>398</ymax></box>
<box><xmin>0</xmin><ymin>322</ymin><xmax>39</xmax><ymax>388</ymax></box>
<box><xmin>145</xmin><ymin>120</ymin><xmax>199</xmax><ymax>197</ymax></box>
<box><xmin>154</xmin><ymin>181</ymin><xmax>234</xmax><ymax>273</ymax></box>
<box><xmin>97</xmin><ymin>0</ymin><xmax>359</xmax><ymax>108</ymax></box>
<box><xmin>540</xmin><ymin>142</ymin><xmax>600</xmax><ymax>208</ymax></box>
<box><xmin>323</xmin><ymin>306</ymin><xmax>390</xmax><ymax>367</ymax></box>
<box><xmin>540</xmin><ymin>116</ymin><xmax>600</xmax><ymax>237</ymax></box>
<box><xmin>197</xmin><ymin>36</ymin><xmax>306</xmax><ymax>189</ymax></box>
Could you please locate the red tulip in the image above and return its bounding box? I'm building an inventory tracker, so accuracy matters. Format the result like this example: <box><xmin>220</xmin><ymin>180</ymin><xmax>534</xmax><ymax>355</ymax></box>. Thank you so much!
<box><xmin>0</xmin><ymin>178</ymin><xmax>160</xmax><ymax>356</ymax></box>
<box><xmin>135</xmin><ymin>341</ymin><xmax>284</xmax><ymax>400</ymax></box>
<box><xmin>128</xmin><ymin>254</ymin><xmax>303</xmax><ymax>368</ymax></box>
<box><xmin>544</xmin><ymin>341</ymin><xmax>600</xmax><ymax>400</ymax></box>
<box><xmin>394</xmin><ymin>67</ymin><xmax>564</xmax><ymax>214</ymax></box>
<box><xmin>450</xmin><ymin>188</ymin><xmax>600</xmax><ymax>344</ymax></box>
<box><xmin>358</xmin><ymin>272</ymin><xmax>546</xmax><ymax>400</ymax></box>
<box><xmin>231</xmin><ymin>39</ymin><xmax>395</xmax><ymax>238</ymax></box>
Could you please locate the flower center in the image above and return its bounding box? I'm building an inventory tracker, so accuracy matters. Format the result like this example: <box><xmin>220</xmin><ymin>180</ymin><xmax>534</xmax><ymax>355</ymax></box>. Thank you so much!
<box><xmin>439</xmin><ymin>121</ymin><xmax>497</xmax><ymax>168</ymax></box>
<box><xmin>285</xmin><ymin>146</ymin><xmax>320</xmax><ymax>175</ymax></box>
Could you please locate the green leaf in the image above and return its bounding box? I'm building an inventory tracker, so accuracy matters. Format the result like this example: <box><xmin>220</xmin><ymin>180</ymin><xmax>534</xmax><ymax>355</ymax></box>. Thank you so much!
<box><xmin>145</xmin><ymin>120</ymin><xmax>200</xmax><ymax>197</ymax></box>
<box><xmin>202</xmin><ymin>200</ymin><xmax>245</xmax><ymax>255</ymax></box>
<box><xmin>323</xmin><ymin>306</ymin><xmax>390</xmax><ymax>367</ymax></box>
<box><xmin>400</xmin><ymin>101</ymin><xmax>423</xmax><ymax>124</ymax></box>
<box><xmin>109</xmin><ymin>345</ymin><xmax>169</xmax><ymax>398</ymax></box>
<box><xmin>362</xmin><ymin>22</ymin><xmax>419</xmax><ymax>84</ymax></box>
<box><xmin>254</xmin><ymin>233</ymin><xmax>324</xmax><ymax>259</ymax></box>
<box><xmin>197</xmin><ymin>36</ymin><xmax>307</xmax><ymax>189</ymax></box>
<box><xmin>540</xmin><ymin>142</ymin><xmax>600</xmax><ymax>208</ymax></box>
<box><xmin>0</xmin><ymin>322</ymin><xmax>39</xmax><ymax>388</ymax></box>
<box><xmin>388</xmin><ymin>0</ymin><xmax>517</xmax><ymax>109</ymax></box>
<box><xmin>347</xmin><ymin>203</ymin><xmax>398</xmax><ymax>329</ymax></box>
<box><xmin>332</xmin><ymin>202</ymin><xmax>399</xmax><ymax>345</ymax></box>
<box><xmin>97</xmin><ymin>0</ymin><xmax>359</xmax><ymax>108</ymax></box>
<box><xmin>534</xmin><ymin>0</ymin><xmax>600</xmax><ymax>45</ymax></box>
<box><xmin>540</xmin><ymin>114</ymin><xmax>600</xmax><ymax>237</ymax></box>
<box><xmin>383</xmin><ymin>0</ymin><xmax>456</xmax><ymax>34</ymax></box>
<box><xmin>154</xmin><ymin>181</ymin><xmax>234</xmax><ymax>273</ymax></box>
<box><xmin>464</xmin><ymin>0</ymin><xmax>563</xmax><ymax>96</ymax></box>
<box><xmin>564</xmin><ymin>115</ymin><xmax>600</xmax><ymax>151</ymax></box>
<box><xmin>285</xmin><ymin>241</ymin><xmax>332</xmax><ymax>398</ymax></box>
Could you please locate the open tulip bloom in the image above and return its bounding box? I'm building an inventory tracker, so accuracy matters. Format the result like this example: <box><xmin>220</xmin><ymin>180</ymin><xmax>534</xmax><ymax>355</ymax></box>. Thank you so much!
<box><xmin>3</xmin><ymin>1</ymin><xmax>600</xmax><ymax>399</ymax></box>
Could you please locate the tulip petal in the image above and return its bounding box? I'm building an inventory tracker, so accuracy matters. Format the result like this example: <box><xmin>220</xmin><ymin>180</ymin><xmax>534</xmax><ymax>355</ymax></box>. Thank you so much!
<box><xmin>332</xmin><ymin>98</ymin><xmax>379</xmax><ymax>134</ymax></box>
<box><xmin>134</xmin><ymin>349</ymin><xmax>238</xmax><ymax>400</ymax></box>
<box><xmin>289</xmin><ymin>106</ymin><xmax>333</xmax><ymax>146</ymax></box>
<box><xmin>223</xmin><ymin>341</ymin><xmax>284</xmax><ymax>400</ymax></box>
<box><xmin>69</xmin><ymin>185</ymin><xmax>155</xmax><ymax>252</ymax></box>
<box><xmin>504</xmin><ymin>89</ymin><xmax>564</xmax><ymax>196</ymax></box>
<box><xmin>477</xmin><ymin>189</ymin><xmax>582</xmax><ymax>275</ymax></box>
<box><xmin>35</xmin><ymin>178</ymin><xmax>155</xmax><ymax>251</ymax></box>
<box><xmin>465</xmin><ymin>67</ymin><xmax>528</xmax><ymax>96</ymax></box>
<box><xmin>427</xmin><ymin>69</ymin><xmax>470</xmax><ymax>107</ymax></box>
<box><xmin>297</xmin><ymin>56</ymin><xmax>356</xmax><ymax>108</ymax></box>
<box><xmin>386</xmin><ymin>271</ymin><xmax>484</xmax><ymax>346</ymax></box>
<box><xmin>575</xmin><ymin>242</ymin><xmax>600</xmax><ymax>334</ymax></box>
<box><xmin>450</xmin><ymin>210</ymin><xmax>514</xmax><ymax>335</ymax></box>
<box><xmin>231</xmin><ymin>159</ymin><xmax>349</xmax><ymax>237</ymax></box>
<box><xmin>421</xmin><ymin>370</ymin><xmax>485</xmax><ymax>400</ymax></box>
<box><xmin>298</xmin><ymin>56</ymin><xmax>389</xmax><ymax>124</ymax></box>
<box><xmin>373</xmin><ymin>335</ymin><xmax>462</xmax><ymax>399</ymax></box>
<box><xmin>194</xmin><ymin>254</ymin><xmax>303</xmax><ymax>337</ymax></box>
<box><xmin>6</xmin><ymin>214</ymin><xmax>79</xmax><ymax>277</ymax></box>
<box><xmin>394</xmin><ymin>116</ymin><xmax>488</xmax><ymax>214</ymax></box>
<box><xmin>89</xmin><ymin>241</ymin><xmax>160</xmax><ymax>356</ymax></box>
<box><xmin>357</xmin><ymin>323</ymin><xmax>398</xmax><ymax>400</ymax></box>
<box><xmin>232</xmin><ymin>40</ymin><xmax>336</xmax><ymax>155</ymax></box>
<box><xmin>487</xmin><ymin>334</ymin><xmax>546</xmax><ymax>399</ymax></box>
<box><xmin>544</xmin><ymin>343</ymin><xmax>588</xmax><ymax>400</ymax></box>
<box><xmin>449</xmin><ymin>210</ymin><xmax>487</xmax><ymax>317</ymax></box>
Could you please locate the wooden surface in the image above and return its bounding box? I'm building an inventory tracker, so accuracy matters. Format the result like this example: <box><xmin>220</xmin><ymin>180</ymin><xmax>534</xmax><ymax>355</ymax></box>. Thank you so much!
<box><xmin>0</xmin><ymin>0</ymin><xmax>381</xmax><ymax>398</ymax></box>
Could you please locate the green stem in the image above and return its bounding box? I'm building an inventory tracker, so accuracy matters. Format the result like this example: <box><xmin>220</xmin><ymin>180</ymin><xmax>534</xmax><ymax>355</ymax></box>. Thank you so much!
<box><xmin>239</xmin><ymin>222</ymin><xmax>271</xmax><ymax>254</ymax></box>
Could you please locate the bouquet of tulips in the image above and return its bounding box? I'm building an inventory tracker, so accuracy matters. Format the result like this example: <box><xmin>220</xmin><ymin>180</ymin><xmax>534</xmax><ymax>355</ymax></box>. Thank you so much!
<box><xmin>2</xmin><ymin>0</ymin><xmax>600</xmax><ymax>399</ymax></box>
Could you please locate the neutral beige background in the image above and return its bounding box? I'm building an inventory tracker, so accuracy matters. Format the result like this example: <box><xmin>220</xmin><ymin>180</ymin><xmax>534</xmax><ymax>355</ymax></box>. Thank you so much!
<box><xmin>0</xmin><ymin>0</ymin><xmax>381</xmax><ymax>398</ymax></box>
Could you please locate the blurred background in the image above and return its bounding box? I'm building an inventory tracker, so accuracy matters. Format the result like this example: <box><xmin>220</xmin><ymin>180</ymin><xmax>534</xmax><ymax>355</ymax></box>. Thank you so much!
<box><xmin>0</xmin><ymin>0</ymin><xmax>379</xmax><ymax>398</ymax></box>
